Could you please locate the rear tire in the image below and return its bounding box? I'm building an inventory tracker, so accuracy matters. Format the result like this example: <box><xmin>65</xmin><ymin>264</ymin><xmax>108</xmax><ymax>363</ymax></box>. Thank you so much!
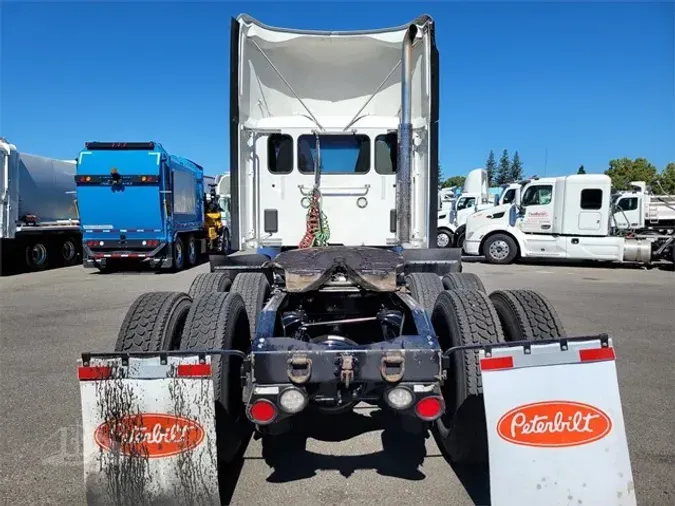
<box><xmin>230</xmin><ymin>272</ymin><xmax>271</xmax><ymax>338</ymax></box>
<box><xmin>442</xmin><ymin>272</ymin><xmax>486</xmax><ymax>292</ymax></box>
<box><xmin>405</xmin><ymin>272</ymin><xmax>445</xmax><ymax>313</ymax></box>
<box><xmin>60</xmin><ymin>236</ymin><xmax>79</xmax><ymax>266</ymax></box>
<box><xmin>482</xmin><ymin>233</ymin><xmax>518</xmax><ymax>264</ymax></box>
<box><xmin>431</xmin><ymin>289</ymin><xmax>505</xmax><ymax>464</ymax></box>
<box><xmin>173</xmin><ymin>236</ymin><xmax>185</xmax><ymax>271</ymax></box>
<box><xmin>25</xmin><ymin>240</ymin><xmax>50</xmax><ymax>271</ymax></box>
<box><xmin>186</xmin><ymin>235</ymin><xmax>198</xmax><ymax>267</ymax></box>
<box><xmin>179</xmin><ymin>292</ymin><xmax>251</xmax><ymax>464</ymax></box>
<box><xmin>115</xmin><ymin>292</ymin><xmax>192</xmax><ymax>352</ymax></box>
<box><xmin>489</xmin><ymin>289</ymin><xmax>566</xmax><ymax>342</ymax></box>
<box><xmin>188</xmin><ymin>272</ymin><xmax>232</xmax><ymax>299</ymax></box>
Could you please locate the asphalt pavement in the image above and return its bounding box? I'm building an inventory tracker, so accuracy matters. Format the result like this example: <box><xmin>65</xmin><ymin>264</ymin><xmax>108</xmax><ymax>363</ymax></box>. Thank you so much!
<box><xmin>0</xmin><ymin>260</ymin><xmax>673</xmax><ymax>505</ymax></box>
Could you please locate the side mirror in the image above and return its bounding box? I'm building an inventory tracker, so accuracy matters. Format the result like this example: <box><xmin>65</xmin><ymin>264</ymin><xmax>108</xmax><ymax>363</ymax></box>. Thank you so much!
<box><xmin>518</xmin><ymin>204</ymin><xmax>525</xmax><ymax>215</ymax></box>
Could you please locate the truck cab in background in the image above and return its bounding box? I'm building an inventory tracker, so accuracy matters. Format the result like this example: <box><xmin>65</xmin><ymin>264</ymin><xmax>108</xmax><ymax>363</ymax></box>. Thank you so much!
<box><xmin>464</xmin><ymin>174</ymin><xmax>675</xmax><ymax>265</ymax></box>
<box><xmin>611</xmin><ymin>181</ymin><xmax>675</xmax><ymax>232</ymax></box>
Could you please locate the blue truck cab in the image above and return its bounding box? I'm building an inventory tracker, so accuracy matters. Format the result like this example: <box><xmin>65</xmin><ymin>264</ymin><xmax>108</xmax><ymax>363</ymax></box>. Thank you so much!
<box><xmin>75</xmin><ymin>141</ymin><xmax>206</xmax><ymax>271</ymax></box>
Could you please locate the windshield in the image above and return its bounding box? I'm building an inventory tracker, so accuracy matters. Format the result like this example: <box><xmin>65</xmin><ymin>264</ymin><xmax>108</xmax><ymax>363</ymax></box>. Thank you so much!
<box><xmin>297</xmin><ymin>135</ymin><xmax>370</xmax><ymax>174</ymax></box>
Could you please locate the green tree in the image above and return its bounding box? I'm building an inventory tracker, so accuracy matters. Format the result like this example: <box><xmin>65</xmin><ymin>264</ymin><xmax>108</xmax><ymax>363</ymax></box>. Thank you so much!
<box><xmin>577</xmin><ymin>165</ymin><xmax>586</xmax><ymax>174</ymax></box>
<box><xmin>510</xmin><ymin>151</ymin><xmax>523</xmax><ymax>182</ymax></box>
<box><xmin>441</xmin><ymin>175</ymin><xmax>466</xmax><ymax>189</ymax></box>
<box><xmin>486</xmin><ymin>150</ymin><xmax>497</xmax><ymax>185</ymax></box>
<box><xmin>605</xmin><ymin>157</ymin><xmax>657</xmax><ymax>190</ymax></box>
<box><xmin>656</xmin><ymin>162</ymin><xmax>675</xmax><ymax>194</ymax></box>
<box><xmin>495</xmin><ymin>149</ymin><xmax>511</xmax><ymax>185</ymax></box>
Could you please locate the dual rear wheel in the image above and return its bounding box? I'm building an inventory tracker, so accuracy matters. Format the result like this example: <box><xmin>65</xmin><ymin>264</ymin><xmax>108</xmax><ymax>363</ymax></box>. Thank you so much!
<box><xmin>406</xmin><ymin>271</ymin><xmax>566</xmax><ymax>464</ymax></box>
<box><xmin>116</xmin><ymin>272</ymin><xmax>271</xmax><ymax>465</ymax></box>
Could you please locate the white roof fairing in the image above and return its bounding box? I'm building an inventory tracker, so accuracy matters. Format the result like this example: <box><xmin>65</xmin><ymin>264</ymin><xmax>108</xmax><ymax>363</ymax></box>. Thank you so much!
<box><xmin>235</xmin><ymin>14</ymin><xmax>435</xmax><ymax>129</ymax></box>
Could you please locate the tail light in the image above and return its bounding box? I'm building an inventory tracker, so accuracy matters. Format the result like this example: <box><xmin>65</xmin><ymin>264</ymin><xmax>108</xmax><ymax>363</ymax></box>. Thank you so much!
<box><xmin>278</xmin><ymin>387</ymin><xmax>308</xmax><ymax>414</ymax></box>
<box><xmin>414</xmin><ymin>396</ymin><xmax>445</xmax><ymax>421</ymax></box>
<box><xmin>248</xmin><ymin>399</ymin><xmax>277</xmax><ymax>424</ymax></box>
<box><xmin>385</xmin><ymin>386</ymin><xmax>414</xmax><ymax>410</ymax></box>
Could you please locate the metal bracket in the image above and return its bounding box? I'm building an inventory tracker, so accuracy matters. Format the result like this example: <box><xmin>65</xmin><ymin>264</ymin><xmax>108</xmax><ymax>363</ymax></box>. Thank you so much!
<box><xmin>380</xmin><ymin>351</ymin><xmax>405</xmax><ymax>383</ymax></box>
<box><xmin>337</xmin><ymin>354</ymin><xmax>356</xmax><ymax>388</ymax></box>
<box><xmin>287</xmin><ymin>353</ymin><xmax>312</xmax><ymax>384</ymax></box>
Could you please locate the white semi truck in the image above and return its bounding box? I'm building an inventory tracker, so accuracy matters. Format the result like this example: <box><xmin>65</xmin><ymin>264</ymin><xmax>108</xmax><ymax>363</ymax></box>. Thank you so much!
<box><xmin>76</xmin><ymin>15</ymin><xmax>636</xmax><ymax>506</ymax></box>
<box><xmin>464</xmin><ymin>173</ymin><xmax>675</xmax><ymax>265</ymax></box>
<box><xmin>0</xmin><ymin>138</ymin><xmax>81</xmax><ymax>273</ymax></box>
<box><xmin>437</xmin><ymin>170</ymin><xmax>521</xmax><ymax>249</ymax></box>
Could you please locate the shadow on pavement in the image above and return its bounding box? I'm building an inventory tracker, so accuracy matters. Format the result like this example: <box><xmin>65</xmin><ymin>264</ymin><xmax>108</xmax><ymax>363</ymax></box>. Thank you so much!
<box><xmin>259</xmin><ymin>409</ymin><xmax>429</xmax><ymax>483</ymax></box>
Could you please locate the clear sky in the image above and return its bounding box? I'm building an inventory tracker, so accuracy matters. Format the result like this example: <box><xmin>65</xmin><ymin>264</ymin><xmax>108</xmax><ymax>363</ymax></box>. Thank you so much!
<box><xmin>2</xmin><ymin>2</ymin><xmax>673</xmax><ymax>179</ymax></box>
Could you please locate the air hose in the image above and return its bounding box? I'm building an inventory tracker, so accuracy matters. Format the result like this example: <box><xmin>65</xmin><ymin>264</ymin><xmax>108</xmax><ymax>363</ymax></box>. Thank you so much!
<box><xmin>299</xmin><ymin>188</ymin><xmax>330</xmax><ymax>248</ymax></box>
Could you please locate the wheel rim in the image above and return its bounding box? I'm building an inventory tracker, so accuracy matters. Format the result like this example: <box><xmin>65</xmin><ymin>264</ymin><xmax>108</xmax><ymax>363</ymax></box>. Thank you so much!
<box><xmin>175</xmin><ymin>242</ymin><xmax>183</xmax><ymax>265</ymax></box>
<box><xmin>188</xmin><ymin>240</ymin><xmax>196</xmax><ymax>263</ymax></box>
<box><xmin>488</xmin><ymin>240</ymin><xmax>510</xmax><ymax>261</ymax></box>
<box><xmin>437</xmin><ymin>233</ymin><xmax>450</xmax><ymax>248</ymax></box>
<box><xmin>62</xmin><ymin>240</ymin><xmax>76</xmax><ymax>262</ymax></box>
<box><xmin>29</xmin><ymin>243</ymin><xmax>48</xmax><ymax>266</ymax></box>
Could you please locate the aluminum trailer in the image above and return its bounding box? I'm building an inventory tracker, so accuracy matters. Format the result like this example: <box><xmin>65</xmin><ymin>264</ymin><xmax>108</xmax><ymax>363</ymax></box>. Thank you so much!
<box><xmin>0</xmin><ymin>138</ymin><xmax>81</xmax><ymax>273</ymax></box>
<box><xmin>76</xmin><ymin>15</ymin><xmax>636</xmax><ymax>506</ymax></box>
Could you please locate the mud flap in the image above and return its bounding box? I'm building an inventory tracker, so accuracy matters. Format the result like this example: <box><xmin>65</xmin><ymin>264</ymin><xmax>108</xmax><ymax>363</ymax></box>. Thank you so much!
<box><xmin>480</xmin><ymin>337</ymin><xmax>636</xmax><ymax>506</ymax></box>
<box><xmin>401</xmin><ymin>247</ymin><xmax>462</xmax><ymax>275</ymax></box>
<box><xmin>78</xmin><ymin>355</ymin><xmax>220</xmax><ymax>506</ymax></box>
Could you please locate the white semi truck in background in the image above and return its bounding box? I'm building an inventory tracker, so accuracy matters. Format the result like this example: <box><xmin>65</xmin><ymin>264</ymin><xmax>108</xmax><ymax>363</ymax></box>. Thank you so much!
<box><xmin>437</xmin><ymin>169</ymin><xmax>521</xmax><ymax>249</ymax></box>
<box><xmin>0</xmin><ymin>138</ymin><xmax>81</xmax><ymax>273</ymax></box>
<box><xmin>464</xmin><ymin>173</ymin><xmax>675</xmax><ymax>266</ymax></box>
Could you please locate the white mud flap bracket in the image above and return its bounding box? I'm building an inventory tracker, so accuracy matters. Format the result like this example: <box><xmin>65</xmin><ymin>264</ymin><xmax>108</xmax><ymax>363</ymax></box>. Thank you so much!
<box><xmin>78</xmin><ymin>355</ymin><xmax>220</xmax><ymax>506</ymax></box>
<box><xmin>480</xmin><ymin>336</ymin><xmax>636</xmax><ymax>506</ymax></box>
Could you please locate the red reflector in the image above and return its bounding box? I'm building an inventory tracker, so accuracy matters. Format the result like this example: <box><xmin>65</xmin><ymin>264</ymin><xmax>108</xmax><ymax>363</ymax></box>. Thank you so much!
<box><xmin>414</xmin><ymin>396</ymin><xmax>444</xmax><ymax>421</ymax></box>
<box><xmin>177</xmin><ymin>363</ymin><xmax>211</xmax><ymax>377</ymax></box>
<box><xmin>579</xmin><ymin>347</ymin><xmax>615</xmax><ymax>362</ymax></box>
<box><xmin>480</xmin><ymin>356</ymin><xmax>514</xmax><ymax>371</ymax></box>
<box><xmin>78</xmin><ymin>366</ymin><xmax>112</xmax><ymax>381</ymax></box>
<box><xmin>249</xmin><ymin>399</ymin><xmax>277</xmax><ymax>424</ymax></box>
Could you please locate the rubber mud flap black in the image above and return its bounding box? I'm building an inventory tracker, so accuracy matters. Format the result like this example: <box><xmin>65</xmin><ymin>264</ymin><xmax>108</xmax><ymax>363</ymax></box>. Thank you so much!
<box><xmin>442</xmin><ymin>272</ymin><xmax>486</xmax><ymax>292</ymax></box>
<box><xmin>405</xmin><ymin>272</ymin><xmax>444</xmax><ymax>313</ymax></box>
<box><xmin>188</xmin><ymin>272</ymin><xmax>232</xmax><ymax>300</ymax></box>
<box><xmin>179</xmin><ymin>291</ymin><xmax>251</xmax><ymax>464</ymax></box>
<box><xmin>230</xmin><ymin>272</ymin><xmax>271</xmax><ymax>338</ymax></box>
<box><xmin>482</xmin><ymin>233</ymin><xmax>518</xmax><ymax>264</ymax></box>
<box><xmin>115</xmin><ymin>292</ymin><xmax>192</xmax><ymax>352</ymax></box>
<box><xmin>401</xmin><ymin>247</ymin><xmax>462</xmax><ymax>275</ymax></box>
<box><xmin>431</xmin><ymin>289</ymin><xmax>505</xmax><ymax>464</ymax></box>
<box><xmin>490</xmin><ymin>289</ymin><xmax>566</xmax><ymax>341</ymax></box>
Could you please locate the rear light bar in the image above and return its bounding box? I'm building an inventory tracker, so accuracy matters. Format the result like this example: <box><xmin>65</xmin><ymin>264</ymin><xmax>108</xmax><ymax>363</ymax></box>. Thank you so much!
<box><xmin>85</xmin><ymin>142</ymin><xmax>155</xmax><ymax>150</ymax></box>
<box><xmin>479</xmin><ymin>345</ymin><xmax>616</xmax><ymax>371</ymax></box>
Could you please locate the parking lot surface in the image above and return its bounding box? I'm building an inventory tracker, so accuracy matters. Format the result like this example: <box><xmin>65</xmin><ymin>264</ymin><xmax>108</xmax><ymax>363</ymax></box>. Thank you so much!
<box><xmin>1</xmin><ymin>261</ymin><xmax>673</xmax><ymax>505</ymax></box>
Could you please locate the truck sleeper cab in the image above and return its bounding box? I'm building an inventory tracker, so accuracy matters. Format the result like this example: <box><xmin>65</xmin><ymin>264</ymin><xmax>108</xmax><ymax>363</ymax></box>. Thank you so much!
<box><xmin>76</xmin><ymin>141</ymin><xmax>207</xmax><ymax>272</ymax></box>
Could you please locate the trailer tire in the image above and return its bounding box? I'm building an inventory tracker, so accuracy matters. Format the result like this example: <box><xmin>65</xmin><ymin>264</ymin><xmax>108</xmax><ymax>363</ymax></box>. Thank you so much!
<box><xmin>179</xmin><ymin>291</ymin><xmax>251</xmax><ymax>464</ymax></box>
<box><xmin>25</xmin><ymin>240</ymin><xmax>50</xmax><ymax>271</ymax></box>
<box><xmin>173</xmin><ymin>236</ymin><xmax>185</xmax><ymax>271</ymax></box>
<box><xmin>431</xmin><ymin>289</ymin><xmax>505</xmax><ymax>464</ymax></box>
<box><xmin>230</xmin><ymin>272</ymin><xmax>271</xmax><ymax>339</ymax></box>
<box><xmin>442</xmin><ymin>272</ymin><xmax>486</xmax><ymax>292</ymax></box>
<box><xmin>188</xmin><ymin>272</ymin><xmax>232</xmax><ymax>299</ymax></box>
<box><xmin>482</xmin><ymin>233</ymin><xmax>518</xmax><ymax>264</ymax></box>
<box><xmin>489</xmin><ymin>289</ymin><xmax>566</xmax><ymax>342</ymax></box>
<box><xmin>115</xmin><ymin>292</ymin><xmax>192</xmax><ymax>352</ymax></box>
<box><xmin>60</xmin><ymin>236</ymin><xmax>79</xmax><ymax>266</ymax></box>
<box><xmin>406</xmin><ymin>272</ymin><xmax>445</xmax><ymax>313</ymax></box>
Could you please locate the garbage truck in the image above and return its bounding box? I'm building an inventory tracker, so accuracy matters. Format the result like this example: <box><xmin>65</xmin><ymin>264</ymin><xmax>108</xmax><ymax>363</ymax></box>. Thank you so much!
<box><xmin>76</xmin><ymin>142</ymin><xmax>227</xmax><ymax>272</ymax></box>
<box><xmin>76</xmin><ymin>14</ymin><xmax>636</xmax><ymax>506</ymax></box>
<box><xmin>0</xmin><ymin>138</ymin><xmax>81</xmax><ymax>273</ymax></box>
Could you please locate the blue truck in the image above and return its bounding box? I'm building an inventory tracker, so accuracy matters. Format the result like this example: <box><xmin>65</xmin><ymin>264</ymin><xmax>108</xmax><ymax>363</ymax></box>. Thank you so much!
<box><xmin>75</xmin><ymin>141</ymin><xmax>224</xmax><ymax>272</ymax></box>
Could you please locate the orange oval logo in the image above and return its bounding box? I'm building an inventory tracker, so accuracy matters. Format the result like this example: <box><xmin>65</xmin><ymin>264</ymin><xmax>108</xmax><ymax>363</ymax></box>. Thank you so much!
<box><xmin>497</xmin><ymin>401</ymin><xmax>612</xmax><ymax>447</ymax></box>
<box><xmin>94</xmin><ymin>413</ymin><xmax>205</xmax><ymax>458</ymax></box>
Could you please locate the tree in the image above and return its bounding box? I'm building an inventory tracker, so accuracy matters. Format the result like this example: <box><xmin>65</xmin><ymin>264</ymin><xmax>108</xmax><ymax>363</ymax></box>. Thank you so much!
<box><xmin>605</xmin><ymin>157</ymin><xmax>657</xmax><ymax>191</ymax></box>
<box><xmin>577</xmin><ymin>165</ymin><xmax>586</xmax><ymax>174</ymax></box>
<box><xmin>510</xmin><ymin>151</ymin><xmax>523</xmax><ymax>182</ymax></box>
<box><xmin>441</xmin><ymin>175</ymin><xmax>466</xmax><ymax>189</ymax></box>
<box><xmin>495</xmin><ymin>149</ymin><xmax>511</xmax><ymax>185</ymax></box>
<box><xmin>656</xmin><ymin>162</ymin><xmax>675</xmax><ymax>194</ymax></box>
<box><xmin>486</xmin><ymin>150</ymin><xmax>496</xmax><ymax>186</ymax></box>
